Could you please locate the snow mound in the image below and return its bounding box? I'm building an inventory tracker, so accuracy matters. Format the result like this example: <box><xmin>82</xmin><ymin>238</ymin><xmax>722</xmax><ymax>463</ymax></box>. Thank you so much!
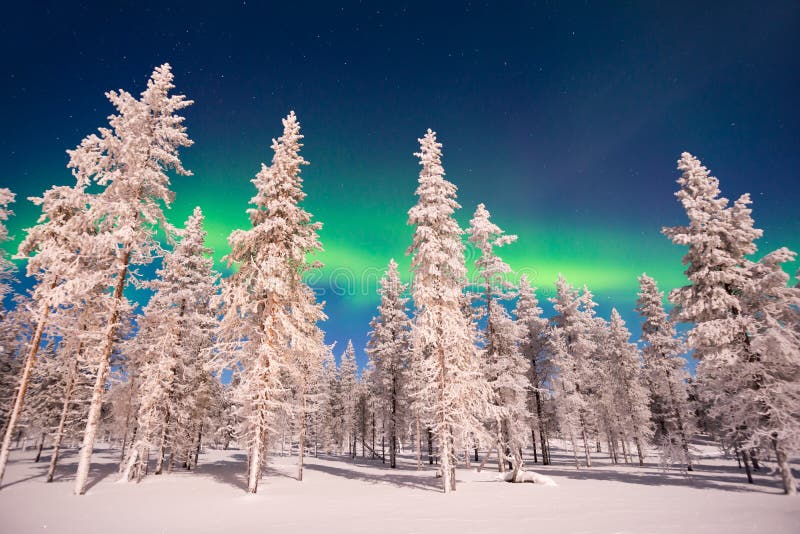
<box><xmin>500</xmin><ymin>470</ymin><xmax>558</xmax><ymax>486</ymax></box>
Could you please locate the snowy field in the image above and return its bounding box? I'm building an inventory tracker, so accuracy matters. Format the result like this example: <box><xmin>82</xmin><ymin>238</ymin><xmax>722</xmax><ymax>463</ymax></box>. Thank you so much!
<box><xmin>0</xmin><ymin>441</ymin><xmax>797</xmax><ymax>534</ymax></box>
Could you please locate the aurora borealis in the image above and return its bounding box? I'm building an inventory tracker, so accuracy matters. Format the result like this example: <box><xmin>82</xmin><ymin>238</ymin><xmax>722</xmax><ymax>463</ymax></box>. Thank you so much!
<box><xmin>2</xmin><ymin>2</ymin><xmax>798</xmax><ymax>366</ymax></box>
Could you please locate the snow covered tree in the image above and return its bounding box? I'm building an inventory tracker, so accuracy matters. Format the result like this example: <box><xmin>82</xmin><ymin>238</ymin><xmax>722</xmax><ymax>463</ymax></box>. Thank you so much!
<box><xmin>515</xmin><ymin>275</ymin><xmax>552</xmax><ymax>464</ymax></box>
<box><xmin>467</xmin><ymin>203</ymin><xmax>529</xmax><ymax>475</ymax></box>
<box><xmin>663</xmin><ymin>152</ymin><xmax>767</xmax><ymax>481</ymax></box>
<box><xmin>549</xmin><ymin>326</ymin><xmax>585</xmax><ymax>468</ymax></box>
<box><xmin>62</xmin><ymin>63</ymin><xmax>193</xmax><ymax>495</ymax></box>
<box><xmin>366</xmin><ymin>259</ymin><xmax>411</xmax><ymax>468</ymax></box>
<box><xmin>305</xmin><ymin>340</ymin><xmax>335</xmax><ymax>459</ymax></box>
<box><xmin>123</xmin><ymin>207</ymin><xmax>219</xmax><ymax>481</ymax></box>
<box><xmin>321</xmin><ymin>349</ymin><xmax>345</xmax><ymax>454</ymax></box>
<box><xmin>549</xmin><ymin>275</ymin><xmax>596</xmax><ymax>468</ymax></box>
<box><xmin>339</xmin><ymin>340</ymin><xmax>359</xmax><ymax>458</ymax></box>
<box><xmin>605</xmin><ymin>309</ymin><xmax>652</xmax><ymax>466</ymax></box>
<box><xmin>407</xmin><ymin>129</ymin><xmax>491</xmax><ymax>492</ymax></box>
<box><xmin>0</xmin><ymin>175</ymin><xmax>104</xmax><ymax>488</ymax></box>
<box><xmin>38</xmin><ymin>304</ymin><xmax>98</xmax><ymax>482</ymax></box>
<box><xmin>0</xmin><ymin>189</ymin><xmax>18</xmax><ymax>438</ymax></box>
<box><xmin>290</xmin><ymin>290</ymin><xmax>329</xmax><ymax>481</ymax></box>
<box><xmin>0</xmin><ymin>188</ymin><xmax>16</xmax><ymax>311</ymax></box>
<box><xmin>636</xmin><ymin>273</ymin><xmax>695</xmax><ymax>470</ymax></box>
<box><xmin>216</xmin><ymin>111</ymin><xmax>323</xmax><ymax>493</ymax></box>
<box><xmin>730</xmin><ymin>248</ymin><xmax>800</xmax><ymax>494</ymax></box>
<box><xmin>663</xmin><ymin>154</ymin><xmax>760</xmax><ymax>361</ymax></box>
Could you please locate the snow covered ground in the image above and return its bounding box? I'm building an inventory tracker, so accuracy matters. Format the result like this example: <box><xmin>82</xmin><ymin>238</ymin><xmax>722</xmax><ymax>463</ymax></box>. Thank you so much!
<box><xmin>0</xmin><ymin>440</ymin><xmax>797</xmax><ymax>534</ymax></box>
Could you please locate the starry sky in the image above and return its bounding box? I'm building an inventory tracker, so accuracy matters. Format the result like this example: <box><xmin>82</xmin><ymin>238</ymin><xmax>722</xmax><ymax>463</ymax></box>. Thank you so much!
<box><xmin>2</xmin><ymin>1</ymin><xmax>798</xmax><ymax>368</ymax></box>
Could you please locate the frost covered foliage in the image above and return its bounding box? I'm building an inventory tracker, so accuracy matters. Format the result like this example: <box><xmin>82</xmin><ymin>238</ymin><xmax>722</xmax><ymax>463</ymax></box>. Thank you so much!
<box><xmin>0</xmin><ymin>189</ymin><xmax>16</xmax><ymax>309</ymax></box>
<box><xmin>407</xmin><ymin>130</ymin><xmax>491</xmax><ymax>493</ymax></box>
<box><xmin>636</xmin><ymin>274</ymin><xmax>695</xmax><ymax>470</ymax></box>
<box><xmin>0</xmin><ymin>189</ymin><xmax>19</xmax><ymax>431</ymax></box>
<box><xmin>63</xmin><ymin>63</ymin><xmax>194</xmax><ymax>495</ymax></box>
<box><xmin>732</xmin><ymin>249</ymin><xmax>800</xmax><ymax>493</ymax></box>
<box><xmin>216</xmin><ymin>111</ymin><xmax>324</xmax><ymax>493</ymax></box>
<box><xmin>663</xmin><ymin>153</ymin><xmax>761</xmax><ymax>355</ymax></box>
<box><xmin>339</xmin><ymin>340</ymin><xmax>359</xmax><ymax>457</ymax></box>
<box><xmin>0</xmin><ymin>169</ymin><xmax>112</xmax><ymax>486</ymax></box>
<box><xmin>603</xmin><ymin>309</ymin><xmax>653</xmax><ymax>466</ymax></box>
<box><xmin>122</xmin><ymin>207</ymin><xmax>219</xmax><ymax>482</ymax></box>
<box><xmin>467</xmin><ymin>203</ymin><xmax>529</xmax><ymax>474</ymax></box>
<box><xmin>514</xmin><ymin>275</ymin><xmax>552</xmax><ymax>464</ymax></box>
<box><xmin>664</xmin><ymin>152</ymin><xmax>799</xmax><ymax>494</ymax></box>
<box><xmin>549</xmin><ymin>276</ymin><xmax>598</xmax><ymax>468</ymax></box>
<box><xmin>366</xmin><ymin>260</ymin><xmax>411</xmax><ymax>468</ymax></box>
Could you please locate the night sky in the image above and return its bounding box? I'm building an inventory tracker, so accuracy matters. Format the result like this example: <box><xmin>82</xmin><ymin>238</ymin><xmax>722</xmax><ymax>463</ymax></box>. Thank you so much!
<box><xmin>2</xmin><ymin>2</ymin><xmax>798</xmax><ymax>368</ymax></box>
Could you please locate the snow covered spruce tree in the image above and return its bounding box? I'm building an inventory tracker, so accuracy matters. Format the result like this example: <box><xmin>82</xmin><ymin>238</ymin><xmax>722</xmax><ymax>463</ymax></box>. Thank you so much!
<box><xmin>732</xmin><ymin>248</ymin><xmax>800</xmax><ymax>494</ymax></box>
<box><xmin>662</xmin><ymin>153</ymin><xmax>769</xmax><ymax>476</ymax></box>
<box><xmin>665</xmin><ymin>152</ymin><xmax>800</xmax><ymax>494</ymax></box>
<box><xmin>406</xmin><ymin>129</ymin><xmax>491</xmax><ymax>493</ymax></box>
<box><xmin>290</xmin><ymin>289</ymin><xmax>329</xmax><ymax>481</ymax></box>
<box><xmin>0</xmin><ymin>188</ymin><xmax>15</xmax><ymax>311</ymax></box>
<box><xmin>515</xmin><ymin>274</ymin><xmax>552</xmax><ymax>464</ymax></box>
<box><xmin>123</xmin><ymin>207</ymin><xmax>219</xmax><ymax>482</ymax></box>
<box><xmin>366</xmin><ymin>259</ymin><xmax>411</xmax><ymax>468</ymax></box>
<box><xmin>216</xmin><ymin>111</ymin><xmax>324</xmax><ymax>494</ymax></box>
<box><xmin>0</xmin><ymin>189</ymin><xmax>17</xmax><ymax>433</ymax></box>
<box><xmin>339</xmin><ymin>340</ymin><xmax>359</xmax><ymax>458</ymax></box>
<box><xmin>548</xmin><ymin>275</ymin><xmax>597</xmax><ymax>468</ymax></box>
<box><xmin>0</xmin><ymin>177</ymin><xmax>104</xmax><ymax>488</ymax></box>
<box><xmin>605</xmin><ymin>309</ymin><xmax>652</xmax><ymax>466</ymax></box>
<box><xmin>37</xmin><ymin>306</ymin><xmax>97</xmax><ymax>482</ymax></box>
<box><xmin>635</xmin><ymin>273</ymin><xmax>695</xmax><ymax>470</ymax></box>
<box><xmin>321</xmin><ymin>349</ymin><xmax>345</xmax><ymax>454</ymax></box>
<box><xmin>66</xmin><ymin>63</ymin><xmax>193</xmax><ymax>495</ymax></box>
<box><xmin>467</xmin><ymin>203</ymin><xmax>529</xmax><ymax>475</ymax></box>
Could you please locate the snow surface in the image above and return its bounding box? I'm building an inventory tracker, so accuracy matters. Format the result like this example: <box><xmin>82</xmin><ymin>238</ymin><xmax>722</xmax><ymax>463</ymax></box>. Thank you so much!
<box><xmin>0</xmin><ymin>441</ymin><xmax>797</xmax><ymax>534</ymax></box>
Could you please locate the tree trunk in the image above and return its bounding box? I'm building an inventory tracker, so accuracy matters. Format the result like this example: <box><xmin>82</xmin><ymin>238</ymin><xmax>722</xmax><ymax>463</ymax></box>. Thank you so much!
<box><xmin>415</xmin><ymin>414</ymin><xmax>422</xmax><ymax>469</ymax></box>
<box><xmin>740</xmin><ymin>448</ymin><xmax>754</xmax><ymax>484</ymax></box>
<box><xmin>0</xmin><ymin>303</ymin><xmax>51</xmax><ymax>488</ymax></box>
<box><xmin>34</xmin><ymin>432</ymin><xmax>46</xmax><ymax>463</ymax></box>
<box><xmin>389</xmin><ymin>373</ymin><xmax>397</xmax><ymax>468</ymax></box>
<box><xmin>509</xmin><ymin>447</ymin><xmax>523</xmax><ymax>482</ymax></box>
<box><xmin>749</xmin><ymin>450</ymin><xmax>760</xmax><ymax>471</ymax></box>
<box><xmin>48</xmin><ymin>358</ymin><xmax>78</xmax><ymax>482</ymax></box>
<box><xmin>620</xmin><ymin>437</ymin><xmax>631</xmax><ymax>464</ymax></box>
<box><xmin>531</xmin><ymin>428</ymin><xmax>538</xmax><ymax>464</ymax></box>
<box><xmin>427</xmin><ymin>427</ymin><xmax>434</xmax><ymax>465</ymax></box>
<box><xmin>371</xmin><ymin>410</ymin><xmax>376</xmax><ymax>460</ymax></box>
<box><xmin>773</xmin><ymin>437</ymin><xmax>797</xmax><ymax>495</ymax></box>
<box><xmin>134</xmin><ymin>446</ymin><xmax>150</xmax><ymax>483</ymax></box>
<box><xmin>155</xmin><ymin>408</ymin><xmax>171</xmax><ymax>475</ymax></box>
<box><xmin>570</xmin><ymin>433</ymin><xmax>581</xmax><ymax>469</ymax></box>
<box><xmin>667</xmin><ymin>376</ymin><xmax>692</xmax><ymax>471</ymax></box>
<box><xmin>436</xmin><ymin>334</ymin><xmax>452</xmax><ymax>493</ymax></box>
<box><xmin>120</xmin><ymin>445</ymin><xmax>139</xmax><ymax>482</ymax></box>
<box><xmin>74</xmin><ymin>253</ymin><xmax>131</xmax><ymax>495</ymax></box>
<box><xmin>297</xmin><ymin>393</ymin><xmax>306</xmax><ymax>481</ymax></box>
<box><xmin>247</xmin><ymin>426</ymin><xmax>264</xmax><ymax>493</ymax></box>
<box><xmin>117</xmin><ymin>360</ymin><xmax>135</xmax><ymax>471</ymax></box>
<box><xmin>607</xmin><ymin>437</ymin><xmax>617</xmax><ymax>464</ymax></box>
<box><xmin>193</xmin><ymin>424</ymin><xmax>202</xmax><ymax>468</ymax></box>
<box><xmin>496</xmin><ymin>418</ymin><xmax>507</xmax><ymax>473</ymax></box>
<box><xmin>634</xmin><ymin>437</ymin><xmax>645</xmax><ymax>466</ymax></box>
<box><xmin>167</xmin><ymin>432</ymin><xmax>177</xmax><ymax>474</ymax></box>
<box><xmin>580</xmin><ymin>421</ymin><xmax>592</xmax><ymax>468</ymax></box>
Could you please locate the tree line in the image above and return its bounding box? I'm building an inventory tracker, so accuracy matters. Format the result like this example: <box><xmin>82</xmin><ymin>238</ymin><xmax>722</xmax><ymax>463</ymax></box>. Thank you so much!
<box><xmin>0</xmin><ymin>64</ymin><xmax>797</xmax><ymax>496</ymax></box>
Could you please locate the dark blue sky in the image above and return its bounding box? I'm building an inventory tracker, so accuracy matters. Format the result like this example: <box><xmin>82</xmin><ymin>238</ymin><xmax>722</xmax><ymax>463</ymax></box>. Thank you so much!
<box><xmin>2</xmin><ymin>1</ymin><xmax>798</xmax><ymax>367</ymax></box>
